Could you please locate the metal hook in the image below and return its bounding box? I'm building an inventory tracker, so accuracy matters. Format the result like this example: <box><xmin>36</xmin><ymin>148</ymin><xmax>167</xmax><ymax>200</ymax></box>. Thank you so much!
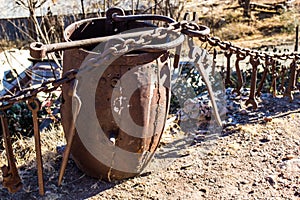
<box><xmin>188</xmin><ymin>44</ymin><xmax>222</xmax><ymax>127</ymax></box>
<box><xmin>27</xmin><ymin>98</ymin><xmax>44</xmax><ymax>195</ymax></box>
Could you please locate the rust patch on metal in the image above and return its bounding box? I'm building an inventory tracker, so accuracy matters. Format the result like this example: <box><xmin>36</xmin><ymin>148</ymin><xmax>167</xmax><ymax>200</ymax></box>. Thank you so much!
<box><xmin>60</xmin><ymin>13</ymin><xmax>173</xmax><ymax>180</ymax></box>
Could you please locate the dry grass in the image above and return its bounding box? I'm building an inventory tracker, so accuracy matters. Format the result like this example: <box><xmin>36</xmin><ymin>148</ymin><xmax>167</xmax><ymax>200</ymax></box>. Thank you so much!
<box><xmin>215</xmin><ymin>22</ymin><xmax>259</xmax><ymax>40</ymax></box>
<box><xmin>205</xmin><ymin>3</ymin><xmax>299</xmax><ymax>48</ymax></box>
<box><xmin>0</xmin><ymin>127</ymin><xmax>65</xmax><ymax>172</ymax></box>
<box><xmin>0</xmin><ymin>40</ymin><xmax>29</xmax><ymax>51</ymax></box>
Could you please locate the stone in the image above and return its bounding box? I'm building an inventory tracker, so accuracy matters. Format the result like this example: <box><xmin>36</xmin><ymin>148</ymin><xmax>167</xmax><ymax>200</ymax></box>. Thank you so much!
<box><xmin>263</xmin><ymin>116</ymin><xmax>273</xmax><ymax>123</ymax></box>
<box><xmin>260</xmin><ymin>135</ymin><xmax>272</xmax><ymax>143</ymax></box>
<box><xmin>278</xmin><ymin>159</ymin><xmax>300</xmax><ymax>178</ymax></box>
<box><xmin>199</xmin><ymin>188</ymin><xmax>207</xmax><ymax>193</ymax></box>
<box><xmin>240</xmin><ymin>109</ymin><xmax>248</xmax><ymax>115</ymax></box>
<box><xmin>228</xmin><ymin>143</ymin><xmax>240</xmax><ymax>151</ymax></box>
<box><xmin>265</xmin><ymin>175</ymin><xmax>276</xmax><ymax>187</ymax></box>
<box><xmin>282</xmin><ymin>154</ymin><xmax>297</xmax><ymax>161</ymax></box>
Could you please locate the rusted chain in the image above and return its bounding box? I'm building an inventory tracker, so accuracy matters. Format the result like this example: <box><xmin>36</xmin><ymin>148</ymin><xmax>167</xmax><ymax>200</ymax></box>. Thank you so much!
<box><xmin>0</xmin><ymin>69</ymin><xmax>78</xmax><ymax>110</ymax></box>
<box><xmin>2</xmin><ymin>23</ymin><xmax>298</xmax><ymax>112</ymax></box>
<box><xmin>3</xmin><ymin>17</ymin><xmax>199</xmax><ymax>109</ymax></box>
<box><xmin>2</xmin><ymin>13</ymin><xmax>298</xmax><ymax>113</ymax></box>
<box><xmin>0</xmin><ymin>111</ymin><xmax>23</xmax><ymax>193</ymax></box>
<box><xmin>200</xmin><ymin>35</ymin><xmax>300</xmax><ymax>62</ymax></box>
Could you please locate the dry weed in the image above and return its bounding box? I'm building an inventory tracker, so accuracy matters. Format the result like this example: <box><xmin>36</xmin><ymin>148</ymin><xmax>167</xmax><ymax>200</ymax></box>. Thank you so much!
<box><xmin>0</xmin><ymin>127</ymin><xmax>65</xmax><ymax>173</ymax></box>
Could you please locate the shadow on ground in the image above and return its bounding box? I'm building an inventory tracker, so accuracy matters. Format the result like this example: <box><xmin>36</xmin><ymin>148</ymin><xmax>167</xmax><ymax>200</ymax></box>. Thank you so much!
<box><xmin>0</xmin><ymin>153</ymin><xmax>118</xmax><ymax>200</ymax></box>
<box><xmin>1</xmin><ymin>93</ymin><xmax>299</xmax><ymax>199</ymax></box>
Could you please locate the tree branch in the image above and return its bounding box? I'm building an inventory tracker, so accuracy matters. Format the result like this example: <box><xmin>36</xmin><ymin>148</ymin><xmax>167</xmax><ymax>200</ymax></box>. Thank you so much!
<box><xmin>35</xmin><ymin>0</ymin><xmax>49</xmax><ymax>9</ymax></box>
<box><xmin>15</xmin><ymin>0</ymin><xmax>28</xmax><ymax>9</ymax></box>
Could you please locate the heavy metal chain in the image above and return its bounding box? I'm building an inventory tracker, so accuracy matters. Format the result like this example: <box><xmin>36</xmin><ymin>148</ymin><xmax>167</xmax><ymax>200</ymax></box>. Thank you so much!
<box><xmin>0</xmin><ymin>69</ymin><xmax>77</xmax><ymax>110</ymax></box>
<box><xmin>200</xmin><ymin>35</ymin><xmax>300</xmax><ymax>62</ymax></box>
<box><xmin>0</xmin><ymin>20</ymin><xmax>207</xmax><ymax>109</ymax></box>
<box><xmin>1</xmin><ymin>19</ymin><xmax>299</xmax><ymax>111</ymax></box>
<box><xmin>1</xmin><ymin>21</ymin><xmax>298</xmax><ymax>110</ymax></box>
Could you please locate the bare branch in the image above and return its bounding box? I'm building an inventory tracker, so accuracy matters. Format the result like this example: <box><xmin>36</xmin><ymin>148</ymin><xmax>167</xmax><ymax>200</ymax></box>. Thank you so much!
<box><xmin>7</xmin><ymin>19</ymin><xmax>35</xmax><ymax>41</ymax></box>
<box><xmin>14</xmin><ymin>0</ymin><xmax>28</xmax><ymax>9</ymax></box>
<box><xmin>35</xmin><ymin>0</ymin><xmax>49</xmax><ymax>9</ymax></box>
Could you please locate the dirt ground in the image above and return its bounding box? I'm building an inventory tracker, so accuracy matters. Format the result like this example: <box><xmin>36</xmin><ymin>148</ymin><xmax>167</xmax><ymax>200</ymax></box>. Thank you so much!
<box><xmin>1</xmin><ymin>94</ymin><xmax>299</xmax><ymax>200</ymax></box>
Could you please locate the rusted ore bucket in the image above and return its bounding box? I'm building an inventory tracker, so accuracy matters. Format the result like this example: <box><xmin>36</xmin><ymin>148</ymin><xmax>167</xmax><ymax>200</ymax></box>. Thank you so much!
<box><xmin>61</xmin><ymin>8</ymin><xmax>183</xmax><ymax>181</ymax></box>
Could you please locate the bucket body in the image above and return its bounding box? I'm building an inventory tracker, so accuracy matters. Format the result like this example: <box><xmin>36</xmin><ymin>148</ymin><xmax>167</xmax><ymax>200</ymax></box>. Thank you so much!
<box><xmin>61</xmin><ymin>11</ymin><xmax>174</xmax><ymax>180</ymax></box>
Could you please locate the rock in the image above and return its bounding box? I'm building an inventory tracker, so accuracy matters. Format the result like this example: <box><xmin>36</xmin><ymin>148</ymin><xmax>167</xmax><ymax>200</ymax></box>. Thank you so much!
<box><xmin>266</xmin><ymin>134</ymin><xmax>272</xmax><ymax>141</ymax></box>
<box><xmin>248</xmin><ymin>190</ymin><xmax>255</xmax><ymax>194</ymax></box>
<box><xmin>199</xmin><ymin>188</ymin><xmax>207</xmax><ymax>193</ymax></box>
<box><xmin>261</xmin><ymin>93</ymin><xmax>272</xmax><ymax>100</ymax></box>
<box><xmin>294</xmin><ymin>188</ymin><xmax>300</xmax><ymax>197</ymax></box>
<box><xmin>209</xmin><ymin>178</ymin><xmax>216</xmax><ymax>183</ymax></box>
<box><xmin>183</xmin><ymin>98</ymin><xmax>199</xmax><ymax>113</ymax></box>
<box><xmin>265</xmin><ymin>175</ymin><xmax>276</xmax><ymax>187</ymax></box>
<box><xmin>282</xmin><ymin>154</ymin><xmax>297</xmax><ymax>161</ymax></box>
<box><xmin>180</xmin><ymin>162</ymin><xmax>194</xmax><ymax>170</ymax></box>
<box><xmin>260</xmin><ymin>135</ymin><xmax>272</xmax><ymax>143</ymax></box>
<box><xmin>263</xmin><ymin>116</ymin><xmax>273</xmax><ymax>122</ymax></box>
<box><xmin>278</xmin><ymin>159</ymin><xmax>300</xmax><ymax>178</ymax></box>
<box><xmin>228</xmin><ymin>143</ymin><xmax>240</xmax><ymax>151</ymax></box>
<box><xmin>227</xmin><ymin>101</ymin><xmax>241</xmax><ymax>111</ymax></box>
<box><xmin>240</xmin><ymin>109</ymin><xmax>248</xmax><ymax>115</ymax></box>
<box><xmin>240</xmin><ymin>180</ymin><xmax>249</xmax><ymax>185</ymax></box>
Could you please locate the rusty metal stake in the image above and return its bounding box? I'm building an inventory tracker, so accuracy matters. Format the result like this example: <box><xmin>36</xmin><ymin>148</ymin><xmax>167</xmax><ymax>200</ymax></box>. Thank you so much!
<box><xmin>0</xmin><ymin>112</ymin><xmax>23</xmax><ymax>193</ymax></box>
<box><xmin>270</xmin><ymin>60</ymin><xmax>277</xmax><ymax>97</ymax></box>
<box><xmin>278</xmin><ymin>66</ymin><xmax>287</xmax><ymax>93</ymax></box>
<box><xmin>212</xmin><ymin>48</ymin><xmax>217</xmax><ymax>76</ymax></box>
<box><xmin>297</xmin><ymin>68</ymin><xmax>300</xmax><ymax>90</ymax></box>
<box><xmin>58</xmin><ymin>79</ymin><xmax>81</xmax><ymax>186</ymax></box>
<box><xmin>245</xmin><ymin>55</ymin><xmax>259</xmax><ymax>109</ymax></box>
<box><xmin>27</xmin><ymin>98</ymin><xmax>44</xmax><ymax>195</ymax></box>
<box><xmin>233</xmin><ymin>51</ymin><xmax>246</xmax><ymax>95</ymax></box>
<box><xmin>284</xmin><ymin>58</ymin><xmax>297</xmax><ymax>101</ymax></box>
<box><xmin>173</xmin><ymin>44</ymin><xmax>182</xmax><ymax>69</ymax></box>
<box><xmin>256</xmin><ymin>56</ymin><xmax>272</xmax><ymax>97</ymax></box>
<box><xmin>224</xmin><ymin>49</ymin><xmax>233</xmax><ymax>87</ymax></box>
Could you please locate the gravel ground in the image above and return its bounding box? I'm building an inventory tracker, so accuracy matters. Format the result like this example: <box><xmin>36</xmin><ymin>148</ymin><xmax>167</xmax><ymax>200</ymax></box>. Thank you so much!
<box><xmin>0</xmin><ymin>93</ymin><xmax>299</xmax><ymax>200</ymax></box>
<box><xmin>1</xmin><ymin>1</ymin><xmax>300</xmax><ymax>199</ymax></box>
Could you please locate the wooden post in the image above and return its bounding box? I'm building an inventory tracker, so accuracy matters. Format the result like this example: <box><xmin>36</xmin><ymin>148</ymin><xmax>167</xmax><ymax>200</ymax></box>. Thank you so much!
<box><xmin>243</xmin><ymin>0</ymin><xmax>251</xmax><ymax>18</ymax></box>
<box><xmin>81</xmin><ymin>0</ymin><xmax>86</xmax><ymax>19</ymax></box>
<box><xmin>136</xmin><ymin>0</ymin><xmax>140</xmax><ymax>12</ymax></box>
<box><xmin>165</xmin><ymin>0</ymin><xmax>168</xmax><ymax>16</ymax></box>
<box><xmin>132</xmin><ymin>0</ymin><xmax>134</xmax><ymax>14</ymax></box>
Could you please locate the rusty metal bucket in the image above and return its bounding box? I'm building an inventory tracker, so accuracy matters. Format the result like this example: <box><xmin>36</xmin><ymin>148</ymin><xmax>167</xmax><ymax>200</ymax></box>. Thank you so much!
<box><xmin>60</xmin><ymin>8</ymin><xmax>184</xmax><ymax>181</ymax></box>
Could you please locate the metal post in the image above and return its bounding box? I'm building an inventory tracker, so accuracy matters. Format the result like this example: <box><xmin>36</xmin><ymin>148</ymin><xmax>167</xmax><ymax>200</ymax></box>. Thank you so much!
<box><xmin>165</xmin><ymin>0</ymin><xmax>168</xmax><ymax>16</ymax></box>
<box><xmin>295</xmin><ymin>25</ymin><xmax>299</xmax><ymax>52</ymax></box>
<box><xmin>244</xmin><ymin>0</ymin><xmax>251</xmax><ymax>18</ymax></box>
<box><xmin>81</xmin><ymin>0</ymin><xmax>86</xmax><ymax>19</ymax></box>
